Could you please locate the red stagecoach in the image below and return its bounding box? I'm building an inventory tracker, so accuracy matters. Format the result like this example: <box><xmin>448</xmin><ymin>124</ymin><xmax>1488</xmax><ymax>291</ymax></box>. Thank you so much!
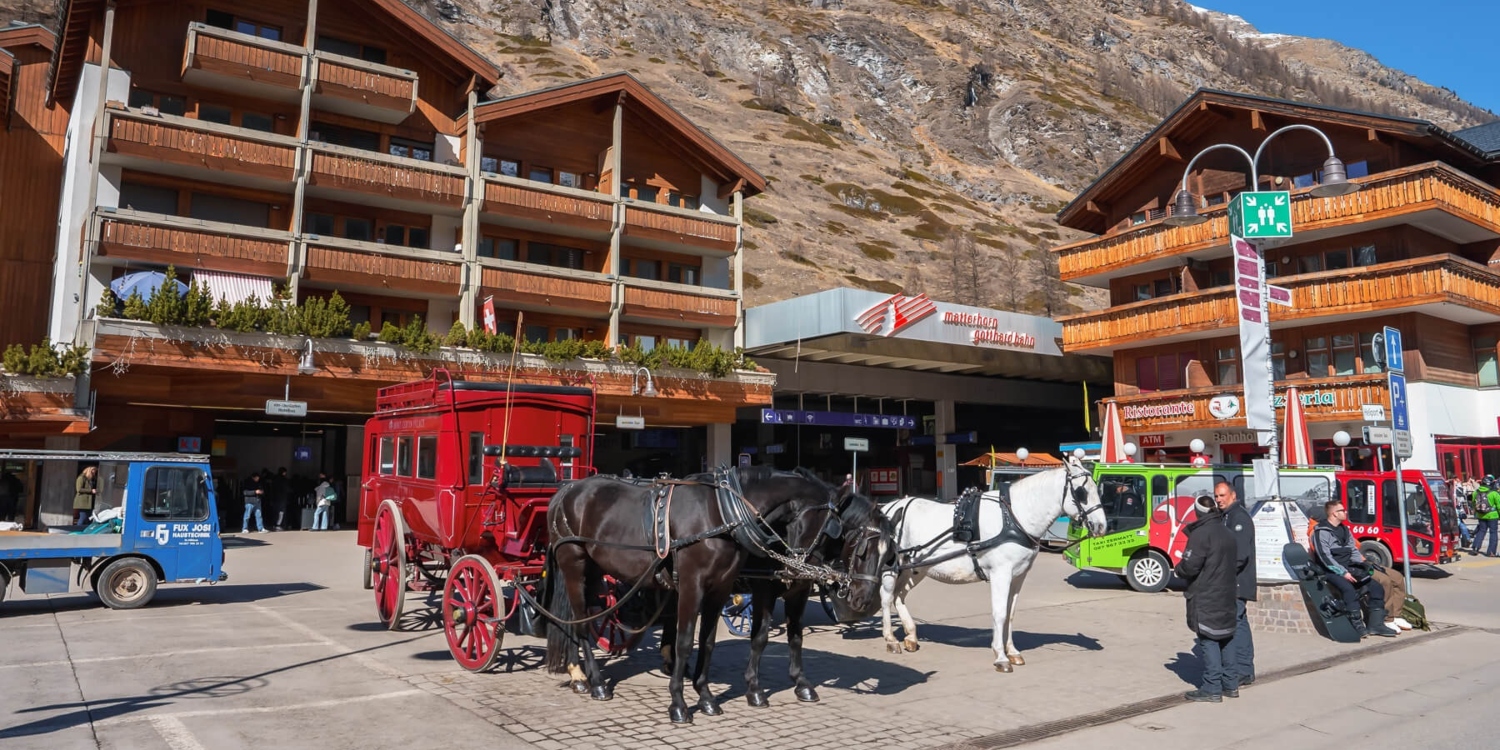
<box><xmin>356</xmin><ymin>370</ymin><xmax>608</xmax><ymax>671</ymax></box>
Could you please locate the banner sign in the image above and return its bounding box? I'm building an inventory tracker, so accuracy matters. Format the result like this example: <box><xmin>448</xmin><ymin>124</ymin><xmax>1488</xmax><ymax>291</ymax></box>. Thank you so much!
<box><xmin>759</xmin><ymin>409</ymin><xmax>916</xmax><ymax>430</ymax></box>
<box><xmin>1232</xmin><ymin>235</ymin><xmax>1274</xmax><ymax>432</ymax></box>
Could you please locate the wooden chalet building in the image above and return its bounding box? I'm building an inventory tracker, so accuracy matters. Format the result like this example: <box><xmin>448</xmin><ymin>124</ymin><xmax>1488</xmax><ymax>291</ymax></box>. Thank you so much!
<box><xmin>1</xmin><ymin>0</ymin><xmax>772</xmax><ymax>515</ymax></box>
<box><xmin>1054</xmin><ymin>90</ymin><xmax>1500</xmax><ymax>478</ymax></box>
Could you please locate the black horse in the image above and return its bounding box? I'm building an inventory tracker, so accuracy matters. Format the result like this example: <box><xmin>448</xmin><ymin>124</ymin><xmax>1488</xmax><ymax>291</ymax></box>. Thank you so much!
<box><xmin>543</xmin><ymin>466</ymin><xmax>856</xmax><ymax>724</ymax></box>
<box><xmin>742</xmin><ymin>487</ymin><xmax>895</xmax><ymax>707</ymax></box>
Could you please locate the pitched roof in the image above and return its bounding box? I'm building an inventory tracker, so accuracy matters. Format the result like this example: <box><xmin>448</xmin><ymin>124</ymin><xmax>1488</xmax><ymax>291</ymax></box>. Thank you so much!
<box><xmin>1056</xmin><ymin>88</ymin><xmax>1495</xmax><ymax>233</ymax></box>
<box><xmin>46</xmin><ymin>0</ymin><xmax>500</xmax><ymax>107</ymax></box>
<box><xmin>474</xmin><ymin>72</ymin><xmax>767</xmax><ymax>198</ymax></box>
<box><xmin>1454</xmin><ymin>121</ymin><xmax>1500</xmax><ymax>156</ymax></box>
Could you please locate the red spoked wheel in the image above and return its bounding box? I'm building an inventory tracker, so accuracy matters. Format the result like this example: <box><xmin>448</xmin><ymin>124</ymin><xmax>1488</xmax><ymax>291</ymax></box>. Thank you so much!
<box><xmin>372</xmin><ymin>500</ymin><xmax>408</xmax><ymax>631</ymax></box>
<box><xmin>590</xmin><ymin>575</ymin><xmax>647</xmax><ymax>656</ymax></box>
<box><xmin>444</xmin><ymin>555</ymin><xmax>506</xmax><ymax>672</ymax></box>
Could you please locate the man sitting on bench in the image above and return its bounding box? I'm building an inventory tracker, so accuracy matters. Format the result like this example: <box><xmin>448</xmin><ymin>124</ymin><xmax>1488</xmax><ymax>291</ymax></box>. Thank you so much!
<box><xmin>1312</xmin><ymin>499</ymin><xmax>1398</xmax><ymax>638</ymax></box>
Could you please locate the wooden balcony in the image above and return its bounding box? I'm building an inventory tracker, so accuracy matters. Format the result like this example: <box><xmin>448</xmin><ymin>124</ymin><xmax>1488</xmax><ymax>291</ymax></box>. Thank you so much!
<box><xmin>481</xmin><ymin>176</ymin><xmax>615</xmax><ymax>236</ymax></box>
<box><xmin>301</xmin><ymin>237</ymin><xmax>461</xmax><ymax>296</ymax></box>
<box><xmin>478</xmin><ymin>261</ymin><xmax>612</xmax><ymax>315</ymax></box>
<box><xmin>93</xmin><ymin>209</ymin><xmax>290</xmax><ymax>278</ymax></box>
<box><xmin>1061</xmin><ymin>255</ymin><xmax>1500</xmax><ymax>353</ymax></box>
<box><xmin>312</xmin><ymin>52</ymin><xmax>418</xmax><ymax>125</ymax></box>
<box><xmin>181</xmin><ymin>22</ymin><xmax>304</xmax><ymax>103</ymax></box>
<box><xmin>623</xmin><ymin>202</ymin><xmax>737</xmax><ymax>254</ymax></box>
<box><xmin>1110</xmin><ymin>374</ymin><xmax>1389</xmax><ymax>434</ymax></box>
<box><xmin>621</xmin><ymin>282</ymin><xmax>738</xmax><ymax>327</ymax></box>
<box><xmin>1055</xmin><ymin>163</ymin><xmax>1500</xmax><ymax>284</ymax></box>
<box><xmin>0</xmin><ymin>376</ymin><xmax>88</xmax><ymax>437</ymax></box>
<box><xmin>306</xmin><ymin>143</ymin><xmax>465</xmax><ymax>211</ymax></box>
<box><xmin>105</xmin><ymin>107</ymin><xmax>297</xmax><ymax>184</ymax></box>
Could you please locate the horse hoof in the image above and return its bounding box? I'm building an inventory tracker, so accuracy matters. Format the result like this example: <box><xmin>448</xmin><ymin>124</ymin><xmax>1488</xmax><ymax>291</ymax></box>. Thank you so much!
<box><xmin>747</xmin><ymin>691</ymin><xmax>769</xmax><ymax>708</ymax></box>
<box><xmin>886</xmin><ymin>641</ymin><xmax>903</xmax><ymax>654</ymax></box>
<box><xmin>570</xmin><ymin>680</ymin><xmax>590</xmax><ymax>694</ymax></box>
<box><xmin>795</xmin><ymin>686</ymin><xmax>820</xmax><ymax>703</ymax></box>
<box><xmin>995</xmin><ymin>661</ymin><xmax>1014</xmax><ymax>673</ymax></box>
<box><xmin>698</xmin><ymin>700</ymin><xmax>723</xmax><ymax>717</ymax></box>
<box><xmin>591</xmin><ymin>685</ymin><xmax>613</xmax><ymax>702</ymax></box>
<box><xmin>669</xmin><ymin>706</ymin><xmax>693</xmax><ymax>724</ymax></box>
<box><xmin>1009</xmin><ymin>654</ymin><xmax>1026</xmax><ymax>666</ymax></box>
<box><xmin>902</xmin><ymin>639</ymin><xmax>920</xmax><ymax>653</ymax></box>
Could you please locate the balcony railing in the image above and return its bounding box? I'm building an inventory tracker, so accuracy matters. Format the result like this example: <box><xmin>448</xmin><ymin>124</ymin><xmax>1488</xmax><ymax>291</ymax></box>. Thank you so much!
<box><xmin>181</xmin><ymin>23</ymin><xmax>304</xmax><ymax>101</ymax></box>
<box><xmin>93</xmin><ymin>209</ymin><xmax>290</xmax><ymax>278</ymax></box>
<box><xmin>311</xmin><ymin>52</ymin><xmax>418</xmax><ymax>124</ymax></box>
<box><xmin>1055</xmin><ymin>162</ymin><xmax>1500</xmax><ymax>282</ymax></box>
<box><xmin>620</xmin><ymin>280</ymin><xmax>738</xmax><ymax>327</ymax></box>
<box><xmin>301</xmin><ymin>236</ymin><xmax>461</xmax><ymax>296</ymax></box>
<box><xmin>306</xmin><ymin>142</ymin><xmax>465</xmax><ymax>209</ymax></box>
<box><xmin>623</xmin><ymin>202</ymin><xmax>738</xmax><ymax>253</ymax></box>
<box><xmin>481</xmin><ymin>176</ymin><xmax>615</xmax><ymax>235</ymax></box>
<box><xmin>1060</xmin><ymin>255</ymin><xmax>1500</xmax><ymax>352</ymax></box>
<box><xmin>478</xmin><ymin>260</ymin><xmax>613</xmax><ymax>315</ymax></box>
<box><xmin>105</xmin><ymin>107</ymin><xmax>298</xmax><ymax>183</ymax></box>
<box><xmin>1109</xmin><ymin>374</ymin><xmax>1389</xmax><ymax>433</ymax></box>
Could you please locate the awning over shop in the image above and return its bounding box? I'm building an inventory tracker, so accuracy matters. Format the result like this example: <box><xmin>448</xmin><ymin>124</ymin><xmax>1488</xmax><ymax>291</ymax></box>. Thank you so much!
<box><xmin>960</xmin><ymin>451</ymin><xmax>1063</xmax><ymax>468</ymax></box>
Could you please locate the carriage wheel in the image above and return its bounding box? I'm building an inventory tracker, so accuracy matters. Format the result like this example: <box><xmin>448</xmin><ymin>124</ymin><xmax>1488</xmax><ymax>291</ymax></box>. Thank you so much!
<box><xmin>443</xmin><ymin>555</ymin><xmax>506</xmax><ymax>672</ymax></box>
<box><xmin>721</xmin><ymin>593</ymin><xmax>753</xmax><ymax>637</ymax></box>
<box><xmin>372</xmin><ymin>500</ymin><xmax>408</xmax><ymax>631</ymax></box>
<box><xmin>589</xmin><ymin>576</ymin><xmax>646</xmax><ymax>655</ymax></box>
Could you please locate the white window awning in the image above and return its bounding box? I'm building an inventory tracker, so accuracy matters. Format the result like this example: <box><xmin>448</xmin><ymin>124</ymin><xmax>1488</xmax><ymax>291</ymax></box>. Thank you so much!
<box><xmin>192</xmin><ymin>270</ymin><xmax>274</xmax><ymax>306</ymax></box>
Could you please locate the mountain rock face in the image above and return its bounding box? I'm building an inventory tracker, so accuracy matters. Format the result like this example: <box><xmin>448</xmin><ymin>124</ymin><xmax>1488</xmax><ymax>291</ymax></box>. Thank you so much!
<box><xmin>6</xmin><ymin>0</ymin><xmax>1491</xmax><ymax>314</ymax></box>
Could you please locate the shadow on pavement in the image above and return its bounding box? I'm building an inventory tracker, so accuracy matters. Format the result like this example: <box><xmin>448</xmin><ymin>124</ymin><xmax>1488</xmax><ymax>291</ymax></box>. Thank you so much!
<box><xmin>1163</xmin><ymin>649</ymin><xmax>1204</xmax><ymax>687</ymax></box>
<box><xmin>0</xmin><ymin>582</ymin><xmax>323</xmax><ymax>616</ymax></box>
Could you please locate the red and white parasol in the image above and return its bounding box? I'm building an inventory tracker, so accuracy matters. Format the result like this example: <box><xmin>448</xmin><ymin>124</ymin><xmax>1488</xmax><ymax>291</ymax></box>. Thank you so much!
<box><xmin>1282</xmin><ymin>386</ymin><xmax>1315</xmax><ymax>466</ymax></box>
<box><xmin>1100</xmin><ymin>401</ymin><xmax>1130</xmax><ymax>463</ymax></box>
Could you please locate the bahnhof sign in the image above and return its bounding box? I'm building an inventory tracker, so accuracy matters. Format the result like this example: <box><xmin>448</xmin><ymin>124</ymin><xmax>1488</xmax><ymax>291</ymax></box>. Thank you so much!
<box><xmin>742</xmin><ymin>288</ymin><xmax>1110</xmax><ymax>498</ymax></box>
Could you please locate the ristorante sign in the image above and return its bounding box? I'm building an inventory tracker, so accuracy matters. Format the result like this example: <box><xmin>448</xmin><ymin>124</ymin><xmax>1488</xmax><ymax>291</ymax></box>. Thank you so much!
<box><xmin>1121</xmin><ymin>402</ymin><xmax>1195</xmax><ymax>420</ymax></box>
<box><xmin>941</xmin><ymin>311</ymin><xmax>1037</xmax><ymax>349</ymax></box>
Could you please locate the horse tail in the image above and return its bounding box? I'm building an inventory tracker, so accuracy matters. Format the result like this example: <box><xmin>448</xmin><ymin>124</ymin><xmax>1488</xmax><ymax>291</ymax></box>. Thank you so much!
<box><xmin>542</xmin><ymin>548</ymin><xmax>574</xmax><ymax>674</ymax></box>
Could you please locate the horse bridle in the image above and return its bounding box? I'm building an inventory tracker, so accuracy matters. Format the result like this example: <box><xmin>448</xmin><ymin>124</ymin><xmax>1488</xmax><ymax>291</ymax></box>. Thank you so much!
<box><xmin>1063</xmin><ymin>462</ymin><xmax>1104</xmax><ymax>522</ymax></box>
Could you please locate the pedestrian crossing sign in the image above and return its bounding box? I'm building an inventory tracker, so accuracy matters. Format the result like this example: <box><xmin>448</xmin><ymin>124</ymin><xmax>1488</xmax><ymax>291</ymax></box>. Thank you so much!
<box><xmin>1229</xmin><ymin>191</ymin><xmax>1293</xmax><ymax>239</ymax></box>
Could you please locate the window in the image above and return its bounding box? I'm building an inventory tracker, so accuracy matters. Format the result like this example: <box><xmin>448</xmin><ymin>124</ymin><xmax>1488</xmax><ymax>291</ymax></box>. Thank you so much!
<box><xmin>207</xmin><ymin>10</ymin><xmax>282</xmax><ymax>40</ymax></box>
<box><xmin>416</xmin><ymin>436</ymin><xmax>438</xmax><ymax>480</ymax></box>
<box><xmin>528</xmin><ymin>166</ymin><xmax>553</xmax><ymax>184</ymax></box>
<box><xmin>1134</xmin><ymin>283</ymin><xmax>1152</xmax><ymax>302</ymax></box>
<box><xmin>477</xmin><ymin>237</ymin><xmax>517</xmax><ymax>260</ymax></box>
<box><xmin>315</xmin><ymin>35</ymin><xmax>387</xmax><ymax>64</ymax></box>
<box><xmin>1324</xmin><ymin>249</ymin><xmax>1351</xmax><ymax>271</ymax></box>
<box><xmin>389</xmin><ymin>138</ymin><xmax>433</xmax><ymax>162</ymax></box>
<box><xmin>241</xmin><ymin>112</ymin><xmax>274</xmax><ymax>132</ymax></box>
<box><xmin>667</xmin><ymin>264</ymin><xmax>699</xmax><ymax>286</ymax></box>
<box><xmin>129</xmin><ymin>89</ymin><xmax>186</xmax><ymax>116</ymax></box>
<box><xmin>1130</xmin><ymin>211</ymin><xmax>1148</xmax><ymax>226</ymax></box>
<box><xmin>190</xmin><ymin>193</ymin><xmax>271</xmax><ymax>227</ymax></box>
<box><xmin>1154</xmin><ymin>278</ymin><xmax>1175</xmax><ymax>297</ymax></box>
<box><xmin>631</xmin><ymin>259</ymin><xmax>660</xmax><ymax>281</ymax></box>
<box><xmin>559</xmin><ymin>435</ymin><xmax>575</xmax><ymax>480</ymax></box>
<box><xmin>1210</xmin><ymin>269</ymin><xmax>1233</xmax><ymax>287</ymax></box>
<box><xmin>1305</xmin><ymin>336</ymin><xmax>1330</xmax><ymax>377</ymax></box>
<box><xmin>1135</xmin><ymin>352</ymin><xmax>1194</xmax><ymax>393</ymax></box>
<box><xmin>1216</xmin><ymin>347</ymin><xmax>1239</xmax><ymax>386</ymax></box>
<box><xmin>118</xmin><ymin>182</ymin><xmax>179</xmax><ymax>214</ymax></box>
<box><xmin>1205</xmin><ymin>194</ymin><xmax>1225</xmax><ymax>206</ymax></box>
<box><xmin>666</xmin><ymin>336</ymin><xmax>696</xmax><ymax>349</ymax></box>
<box><xmin>664</xmin><ymin>191</ymin><xmax>700</xmax><ymax>210</ymax></box>
<box><xmin>304</xmin><ymin>213</ymin><xmax>335</xmax><ymax>236</ymax></box>
<box><xmin>1353</xmin><ymin>245</ymin><xmax>1378</xmax><ymax>266</ymax></box>
<box><xmin>635</xmin><ymin>335</ymin><xmax>657</xmax><ymax>352</ymax></box>
<box><xmin>529</xmin><ymin>243</ymin><xmax>584</xmax><ymax>270</ymax></box>
<box><xmin>379</xmin><ymin>437</ymin><xmax>395</xmax><ymax>474</ymax></box>
<box><xmin>1332</xmin><ymin>334</ymin><xmax>1358</xmax><ymax>376</ymax></box>
<box><xmin>1360</xmin><ymin>332</ymin><xmax>1385</xmax><ymax>374</ymax></box>
<box><xmin>1382</xmin><ymin>480</ymin><xmax>1431</xmax><ymax>533</ymax></box>
<box><xmin>1476</xmin><ymin>335</ymin><xmax>1498</xmax><ymax>388</ymax></box>
<box><xmin>498</xmin><ymin>159</ymin><xmax>519</xmax><ymax>178</ymax></box>
<box><xmin>634</xmin><ymin>184</ymin><xmax>659</xmax><ymax>203</ymax></box>
<box><xmin>140</xmin><ymin>467</ymin><xmax>210</xmax><ymax>521</ymax></box>
<box><xmin>396</xmin><ymin>436</ymin><xmax>413</xmax><ymax>476</ymax></box>
<box><xmin>199</xmin><ymin>104</ymin><xmax>232</xmax><ymax>125</ymax></box>
<box><xmin>1176</xmin><ymin>473</ymin><xmax>1228</xmax><ymax>507</ymax></box>
<box><xmin>1099</xmin><ymin>474</ymin><xmax>1148</xmax><ymax>533</ymax></box>
<box><xmin>523</xmin><ymin>324</ymin><xmax>549</xmax><ymax>343</ymax></box>
<box><xmin>480</xmin><ymin>156</ymin><xmax>499</xmax><ymax>174</ymax></box>
<box><xmin>344</xmin><ymin>217</ymin><xmax>373</xmax><ymax>242</ymax></box>
<box><xmin>1279</xmin><ymin>474</ymin><xmax>1333</xmax><ymax>519</ymax></box>
<box><xmin>1298</xmin><ymin>254</ymin><xmax>1323</xmax><ymax>274</ymax></box>
<box><xmin>557</xmin><ymin>171</ymin><xmax>580</xmax><ymax>189</ymax></box>
<box><xmin>1272</xmin><ymin>341</ymin><xmax>1287</xmax><ymax>380</ymax></box>
<box><xmin>468</xmin><ymin>432</ymin><xmax>485</xmax><ymax>485</ymax></box>
<box><xmin>310</xmin><ymin>121</ymin><xmax>380</xmax><ymax>152</ymax></box>
<box><xmin>381</xmin><ymin>224</ymin><xmax>429</xmax><ymax>249</ymax></box>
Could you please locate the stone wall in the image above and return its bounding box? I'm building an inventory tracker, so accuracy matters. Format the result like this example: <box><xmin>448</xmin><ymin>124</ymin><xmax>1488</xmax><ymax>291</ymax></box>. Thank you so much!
<box><xmin>1248</xmin><ymin>583</ymin><xmax>1320</xmax><ymax>635</ymax></box>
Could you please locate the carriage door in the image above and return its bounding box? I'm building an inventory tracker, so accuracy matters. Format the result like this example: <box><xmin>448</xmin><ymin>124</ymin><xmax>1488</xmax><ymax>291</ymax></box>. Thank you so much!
<box><xmin>1382</xmin><ymin>478</ymin><xmax>1436</xmax><ymax>561</ymax></box>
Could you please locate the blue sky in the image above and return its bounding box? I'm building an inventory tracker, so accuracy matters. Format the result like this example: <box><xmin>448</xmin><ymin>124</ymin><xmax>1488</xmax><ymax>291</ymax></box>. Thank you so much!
<box><xmin>1193</xmin><ymin>1</ymin><xmax>1498</xmax><ymax>120</ymax></box>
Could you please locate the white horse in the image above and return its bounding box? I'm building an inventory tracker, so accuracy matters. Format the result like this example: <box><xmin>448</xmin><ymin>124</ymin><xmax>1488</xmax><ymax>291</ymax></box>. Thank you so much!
<box><xmin>879</xmin><ymin>458</ymin><xmax>1106</xmax><ymax>672</ymax></box>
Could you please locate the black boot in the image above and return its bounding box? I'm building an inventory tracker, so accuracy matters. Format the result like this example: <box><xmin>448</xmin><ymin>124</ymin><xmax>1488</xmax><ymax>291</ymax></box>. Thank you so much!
<box><xmin>1366</xmin><ymin>603</ymin><xmax>1398</xmax><ymax>637</ymax></box>
<box><xmin>1347</xmin><ymin>610</ymin><xmax>1368</xmax><ymax>638</ymax></box>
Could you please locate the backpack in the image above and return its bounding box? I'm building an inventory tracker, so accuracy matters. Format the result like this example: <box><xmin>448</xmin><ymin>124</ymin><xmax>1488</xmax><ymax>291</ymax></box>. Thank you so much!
<box><xmin>1399</xmin><ymin>594</ymin><xmax>1431</xmax><ymax>631</ymax></box>
<box><xmin>1477</xmin><ymin>491</ymin><xmax>1495</xmax><ymax>515</ymax></box>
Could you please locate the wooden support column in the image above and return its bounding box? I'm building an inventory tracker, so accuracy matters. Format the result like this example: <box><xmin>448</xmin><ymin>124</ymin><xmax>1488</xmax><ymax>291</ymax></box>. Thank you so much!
<box><xmin>605</xmin><ymin>93</ymin><xmax>625</xmax><ymax>347</ymax></box>
<box><xmin>459</xmin><ymin>87</ymin><xmax>480</xmax><ymax>329</ymax></box>
<box><xmin>286</xmin><ymin>0</ymin><xmax>319</xmax><ymax>297</ymax></box>
<box><xmin>733</xmin><ymin>190</ymin><xmax>745</xmax><ymax>349</ymax></box>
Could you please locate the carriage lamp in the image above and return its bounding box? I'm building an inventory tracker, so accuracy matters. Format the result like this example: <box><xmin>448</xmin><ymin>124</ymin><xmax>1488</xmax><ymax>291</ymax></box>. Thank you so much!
<box><xmin>1123</xmin><ymin>442</ymin><xmax>1138</xmax><ymax>461</ymax></box>
<box><xmin>1016</xmin><ymin>447</ymin><xmax>1029</xmax><ymax>465</ymax></box>
<box><xmin>631</xmin><ymin>367</ymin><xmax>658</xmax><ymax>397</ymax></box>
<box><xmin>1333</xmin><ymin>430</ymin><xmax>1351</xmax><ymax>447</ymax></box>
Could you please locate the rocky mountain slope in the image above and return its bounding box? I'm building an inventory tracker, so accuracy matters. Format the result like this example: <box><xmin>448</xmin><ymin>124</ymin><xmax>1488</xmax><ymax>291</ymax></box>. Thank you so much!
<box><xmin>6</xmin><ymin>0</ymin><xmax>1492</xmax><ymax>315</ymax></box>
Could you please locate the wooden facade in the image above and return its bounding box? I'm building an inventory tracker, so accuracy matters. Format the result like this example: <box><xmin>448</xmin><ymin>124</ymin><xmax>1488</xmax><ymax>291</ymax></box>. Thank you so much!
<box><xmin>1054</xmin><ymin>90</ymin><xmax>1500</xmax><ymax>454</ymax></box>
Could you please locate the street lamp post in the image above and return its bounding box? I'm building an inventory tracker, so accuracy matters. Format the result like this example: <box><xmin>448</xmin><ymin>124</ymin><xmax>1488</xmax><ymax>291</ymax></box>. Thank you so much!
<box><xmin>1165</xmin><ymin>125</ymin><xmax>1361</xmax><ymax>498</ymax></box>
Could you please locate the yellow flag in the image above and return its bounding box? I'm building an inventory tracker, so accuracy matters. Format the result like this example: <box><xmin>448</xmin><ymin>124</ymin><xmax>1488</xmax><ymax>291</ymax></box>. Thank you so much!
<box><xmin>1083</xmin><ymin>381</ymin><xmax>1091</xmax><ymax>432</ymax></box>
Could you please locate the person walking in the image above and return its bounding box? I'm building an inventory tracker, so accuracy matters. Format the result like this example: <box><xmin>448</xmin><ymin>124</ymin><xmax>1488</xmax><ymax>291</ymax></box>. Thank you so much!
<box><xmin>1175</xmin><ymin>495</ymin><xmax>1240</xmax><ymax>703</ymax></box>
<box><xmin>1214</xmin><ymin>482</ymin><xmax>1257</xmax><ymax>687</ymax></box>
<box><xmin>73</xmin><ymin>466</ymin><xmax>99</xmax><ymax>526</ymax></box>
<box><xmin>1452</xmin><ymin>475</ymin><xmax>1473</xmax><ymax>548</ymax></box>
<box><xmin>242</xmin><ymin>471</ymin><xmax>268</xmax><ymax>533</ymax></box>
<box><xmin>1472</xmin><ymin>476</ymin><xmax>1500</xmax><ymax>557</ymax></box>
<box><xmin>312</xmin><ymin>475</ymin><xmax>335</xmax><ymax>531</ymax></box>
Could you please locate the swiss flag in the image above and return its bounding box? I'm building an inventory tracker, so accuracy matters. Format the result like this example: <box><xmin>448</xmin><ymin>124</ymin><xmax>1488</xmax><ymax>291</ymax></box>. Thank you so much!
<box><xmin>481</xmin><ymin>296</ymin><xmax>497</xmax><ymax>334</ymax></box>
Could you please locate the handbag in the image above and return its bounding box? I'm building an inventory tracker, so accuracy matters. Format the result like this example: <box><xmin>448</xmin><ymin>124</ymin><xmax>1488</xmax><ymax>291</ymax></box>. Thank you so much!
<box><xmin>1400</xmin><ymin>594</ymin><xmax>1431</xmax><ymax>631</ymax></box>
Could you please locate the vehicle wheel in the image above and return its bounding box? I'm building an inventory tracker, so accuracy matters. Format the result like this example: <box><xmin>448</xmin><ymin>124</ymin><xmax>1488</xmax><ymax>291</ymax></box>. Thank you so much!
<box><xmin>721</xmin><ymin>594</ymin><xmax>753</xmax><ymax>637</ymax></box>
<box><xmin>361</xmin><ymin>547</ymin><xmax>372</xmax><ymax>591</ymax></box>
<box><xmin>372</xmin><ymin>500</ymin><xmax>408</xmax><ymax>631</ymax></box>
<box><xmin>0</xmin><ymin>566</ymin><xmax>10</xmax><ymax>604</ymax></box>
<box><xmin>97</xmin><ymin>558</ymin><xmax>158</xmax><ymax>610</ymax></box>
<box><xmin>1125</xmin><ymin>550</ymin><xmax>1171</xmax><ymax>593</ymax></box>
<box><xmin>443</xmin><ymin>555</ymin><xmax>505</xmax><ymax>673</ymax></box>
<box><xmin>1360</xmin><ymin>540</ymin><xmax>1393</xmax><ymax>569</ymax></box>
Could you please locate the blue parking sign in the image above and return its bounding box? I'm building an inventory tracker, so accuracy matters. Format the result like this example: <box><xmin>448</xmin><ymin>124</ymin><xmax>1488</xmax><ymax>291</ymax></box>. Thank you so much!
<box><xmin>1387</xmin><ymin>372</ymin><xmax>1410</xmax><ymax>432</ymax></box>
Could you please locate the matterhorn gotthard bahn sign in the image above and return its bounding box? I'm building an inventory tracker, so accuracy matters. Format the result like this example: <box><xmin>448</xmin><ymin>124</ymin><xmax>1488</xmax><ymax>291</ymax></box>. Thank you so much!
<box><xmin>851</xmin><ymin>292</ymin><xmax>1059</xmax><ymax>355</ymax></box>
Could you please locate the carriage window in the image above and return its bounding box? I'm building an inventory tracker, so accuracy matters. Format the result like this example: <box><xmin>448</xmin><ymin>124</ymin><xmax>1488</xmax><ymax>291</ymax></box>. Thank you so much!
<box><xmin>468</xmin><ymin>432</ymin><xmax>485</xmax><ymax>485</ymax></box>
<box><xmin>416</xmin><ymin>436</ymin><xmax>438</xmax><ymax>480</ymax></box>
<box><xmin>1176</xmin><ymin>474</ymin><xmax>1229</xmax><ymax>507</ymax></box>
<box><xmin>560</xmin><ymin>435</ymin><xmax>575</xmax><ymax>480</ymax></box>
<box><xmin>1282</xmin><ymin>475</ymin><xmax>1334</xmax><ymax>520</ymax></box>
<box><xmin>397</xmin><ymin>436</ymin><xmax>413</xmax><ymax>477</ymax></box>
<box><xmin>140</xmin><ymin>467</ymin><xmax>210</xmax><ymax>521</ymax></box>
<box><xmin>379</xmin><ymin>437</ymin><xmax>395</xmax><ymax>475</ymax></box>
<box><xmin>1382</xmin><ymin>480</ymin><xmax>1431</xmax><ymax>533</ymax></box>
<box><xmin>1099</xmin><ymin>474</ymin><xmax>1148</xmax><ymax>534</ymax></box>
<box><xmin>1343</xmin><ymin>479</ymin><xmax>1378</xmax><ymax>525</ymax></box>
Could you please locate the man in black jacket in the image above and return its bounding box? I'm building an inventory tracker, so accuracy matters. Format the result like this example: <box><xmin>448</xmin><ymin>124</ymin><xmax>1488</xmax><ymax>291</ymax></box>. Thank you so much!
<box><xmin>1314</xmin><ymin>500</ymin><xmax>1398</xmax><ymax>638</ymax></box>
<box><xmin>1175</xmin><ymin>495</ymin><xmax>1241</xmax><ymax>702</ymax></box>
<box><xmin>1214</xmin><ymin>482</ymin><xmax>1257</xmax><ymax>686</ymax></box>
